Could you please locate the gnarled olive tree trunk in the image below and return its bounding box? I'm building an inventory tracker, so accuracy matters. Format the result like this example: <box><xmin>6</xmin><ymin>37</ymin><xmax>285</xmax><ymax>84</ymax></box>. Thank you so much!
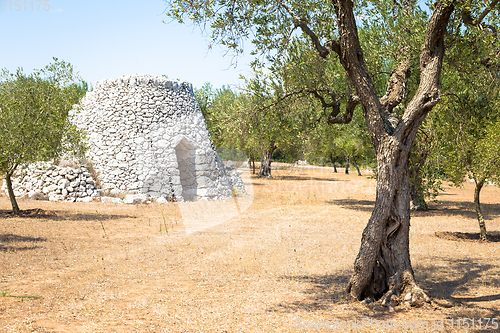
<box><xmin>474</xmin><ymin>178</ymin><xmax>487</xmax><ymax>241</ymax></box>
<box><xmin>329</xmin><ymin>153</ymin><xmax>338</xmax><ymax>173</ymax></box>
<box><xmin>346</xmin><ymin>140</ymin><xmax>428</xmax><ymax>307</ymax></box>
<box><xmin>258</xmin><ymin>144</ymin><xmax>276</xmax><ymax>178</ymax></box>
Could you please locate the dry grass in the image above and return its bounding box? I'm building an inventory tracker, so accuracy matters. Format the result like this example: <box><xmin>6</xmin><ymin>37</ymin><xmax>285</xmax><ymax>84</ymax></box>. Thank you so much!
<box><xmin>0</xmin><ymin>165</ymin><xmax>499</xmax><ymax>332</ymax></box>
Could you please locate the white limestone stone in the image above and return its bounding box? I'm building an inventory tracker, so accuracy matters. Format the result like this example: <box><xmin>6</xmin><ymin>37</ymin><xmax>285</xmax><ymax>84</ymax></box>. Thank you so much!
<box><xmin>123</xmin><ymin>193</ymin><xmax>148</xmax><ymax>204</ymax></box>
<box><xmin>101</xmin><ymin>197</ymin><xmax>124</xmax><ymax>204</ymax></box>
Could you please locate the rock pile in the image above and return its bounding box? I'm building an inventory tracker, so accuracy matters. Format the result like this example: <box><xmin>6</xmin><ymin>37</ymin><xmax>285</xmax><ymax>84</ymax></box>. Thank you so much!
<box><xmin>70</xmin><ymin>74</ymin><xmax>237</xmax><ymax>201</ymax></box>
<box><xmin>2</xmin><ymin>164</ymin><xmax>100</xmax><ymax>202</ymax></box>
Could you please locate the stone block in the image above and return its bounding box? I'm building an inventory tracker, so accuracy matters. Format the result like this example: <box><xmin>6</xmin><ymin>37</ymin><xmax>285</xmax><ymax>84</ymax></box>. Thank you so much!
<box><xmin>76</xmin><ymin>196</ymin><xmax>93</xmax><ymax>203</ymax></box>
<box><xmin>101</xmin><ymin>197</ymin><xmax>124</xmax><ymax>204</ymax></box>
<box><xmin>123</xmin><ymin>193</ymin><xmax>148</xmax><ymax>204</ymax></box>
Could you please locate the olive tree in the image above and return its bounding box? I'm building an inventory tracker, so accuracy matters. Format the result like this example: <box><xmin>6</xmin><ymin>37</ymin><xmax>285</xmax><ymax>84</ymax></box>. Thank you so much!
<box><xmin>0</xmin><ymin>59</ymin><xmax>87</xmax><ymax>215</ymax></box>
<box><xmin>165</xmin><ymin>0</ymin><xmax>500</xmax><ymax>306</ymax></box>
<box><xmin>433</xmin><ymin>78</ymin><xmax>500</xmax><ymax>240</ymax></box>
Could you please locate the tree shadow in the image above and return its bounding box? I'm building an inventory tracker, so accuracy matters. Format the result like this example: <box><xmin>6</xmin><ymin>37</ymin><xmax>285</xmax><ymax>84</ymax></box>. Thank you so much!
<box><xmin>418</xmin><ymin>257</ymin><xmax>500</xmax><ymax>317</ymax></box>
<box><xmin>410</xmin><ymin>200</ymin><xmax>500</xmax><ymax>220</ymax></box>
<box><xmin>435</xmin><ymin>231</ymin><xmax>500</xmax><ymax>243</ymax></box>
<box><xmin>276</xmin><ymin>175</ymin><xmax>342</xmax><ymax>182</ymax></box>
<box><xmin>268</xmin><ymin>272</ymin><xmax>351</xmax><ymax>312</ymax></box>
<box><xmin>55</xmin><ymin>212</ymin><xmax>135</xmax><ymax>221</ymax></box>
<box><xmin>328</xmin><ymin>198</ymin><xmax>500</xmax><ymax>221</ymax></box>
<box><xmin>0</xmin><ymin>209</ymin><xmax>133</xmax><ymax>222</ymax></box>
<box><xmin>269</xmin><ymin>259</ymin><xmax>500</xmax><ymax>318</ymax></box>
<box><xmin>327</xmin><ymin>199</ymin><xmax>375</xmax><ymax>212</ymax></box>
<box><xmin>0</xmin><ymin>208</ymin><xmax>57</xmax><ymax>219</ymax></box>
<box><xmin>0</xmin><ymin>234</ymin><xmax>47</xmax><ymax>252</ymax></box>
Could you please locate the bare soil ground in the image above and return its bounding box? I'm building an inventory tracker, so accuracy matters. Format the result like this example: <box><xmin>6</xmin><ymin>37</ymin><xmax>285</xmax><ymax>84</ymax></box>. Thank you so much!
<box><xmin>0</xmin><ymin>164</ymin><xmax>499</xmax><ymax>332</ymax></box>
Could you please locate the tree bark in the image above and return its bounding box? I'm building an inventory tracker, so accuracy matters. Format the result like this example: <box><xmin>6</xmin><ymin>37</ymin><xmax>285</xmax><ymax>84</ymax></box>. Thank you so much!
<box><xmin>345</xmin><ymin>155</ymin><xmax>350</xmax><ymax>174</ymax></box>
<box><xmin>5</xmin><ymin>172</ymin><xmax>20</xmax><ymax>215</ymax></box>
<box><xmin>329</xmin><ymin>154</ymin><xmax>338</xmax><ymax>173</ymax></box>
<box><xmin>258</xmin><ymin>144</ymin><xmax>276</xmax><ymax>178</ymax></box>
<box><xmin>474</xmin><ymin>179</ymin><xmax>487</xmax><ymax>241</ymax></box>
<box><xmin>346</xmin><ymin>141</ymin><xmax>429</xmax><ymax>308</ymax></box>
<box><xmin>346</xmin><ymin>133</ymin><xmax>437</xmax><ymax>301</ymax></box>
<box><xmin>409</xmin><ymin>150</ymin><xmax>429</xmax><ymax>211</ymax></box>
<box><xmin>352</xmin><ymin>157</ymin><xmax>362</xmax><ymax>176</ymax></box>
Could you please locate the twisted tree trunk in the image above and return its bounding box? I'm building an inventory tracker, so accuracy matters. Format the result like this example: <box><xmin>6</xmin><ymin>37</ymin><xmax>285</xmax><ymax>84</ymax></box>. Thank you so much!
<box><xmin>5</xmin><ymin>172</ymin><xmax>20</xmax><ymax>215</ymax></box>
<box><xmin>474</xmin><ymin>178</ymin><xmax>487</xmax><ymax>241</ymax></box>
<box><xmin>258</xmin><ymin>144</ymin><xmax>276</xmax><ymax>178</ymax></box>
<box><xmin>331</xmin><ymin>1</ymin><xmax>454</xmax><ymax>307</ymax></box>
<box><xmin>352</xmin><ymin>157</ymin><xmax>362</xmax><ymax>176</ymax></box>
<box><xmin>329</xmin><ymin>153</ymin><xmax>338</xmax><ymax>173</ymax></box>
<box><xmin>346</xmin><ymin>140</ymin><xmax>428</xmax><ymax>308</ymax></box>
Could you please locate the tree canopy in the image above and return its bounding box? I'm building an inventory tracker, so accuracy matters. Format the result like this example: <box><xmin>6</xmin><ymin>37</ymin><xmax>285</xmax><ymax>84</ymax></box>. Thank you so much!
<box><xmin>0</xmin><ymin>59</ymin><xmax>88</xmax><ymax>214</ymax></box>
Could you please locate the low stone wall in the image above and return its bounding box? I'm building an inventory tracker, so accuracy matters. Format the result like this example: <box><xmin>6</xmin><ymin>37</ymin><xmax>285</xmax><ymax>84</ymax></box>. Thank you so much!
<box><xmin>2</xmin><ymin>164</ymin><xmax>99</xmax><ymax>202</ymax></box>
<box><xmin>3</xmin><ymin>160</ymin><xmax>246</xmax><ymax>204</ymax></box>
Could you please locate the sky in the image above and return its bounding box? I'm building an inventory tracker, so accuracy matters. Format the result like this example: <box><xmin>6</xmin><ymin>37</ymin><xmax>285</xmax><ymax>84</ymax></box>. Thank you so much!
<box><xmin>0</xmin><ymin>0</ymin><xmax>254</xmax><ymax>89</ymax></box>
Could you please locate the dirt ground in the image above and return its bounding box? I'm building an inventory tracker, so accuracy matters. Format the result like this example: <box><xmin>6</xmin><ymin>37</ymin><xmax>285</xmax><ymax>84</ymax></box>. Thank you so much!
<box><xmin>0</xmin><ymin>164</ymin><xmax>499</xmax><ymax>332</ymax></box>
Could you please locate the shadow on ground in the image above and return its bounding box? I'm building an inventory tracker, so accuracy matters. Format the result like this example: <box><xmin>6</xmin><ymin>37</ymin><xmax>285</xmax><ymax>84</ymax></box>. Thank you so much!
<box><xmin>0</xmin><ymin>208</ymin><xmax>56</xmax><ymax>219</ymax></box>
<box><xmin>59</xmin><ymin>212</ymin><xmax>136</xmax><ymax>221</ymax></box>
<box><xmin>435</xmin><ymin>231</ymin><xmax>500</xmax><ymax>243</ymax></box>
<box><xmin>327</xmin><ymin>199</ymin><xmax>375</xmax><ymax>212</ymax></box>
<box><xmin>0</xmin><ymin>208</ymin><xmax>134</xmax><ymax>222</ymax></box>
<box><xmin>275</xmin><ymin>175</ymin><xmax>342</xmax><ymax>182</ymax></box>
<box><xmin>417</xmin><ymin>257</ymin><xmax>500</xmax><ymax>318</ymax></box>
<box><xmin>270</xmin><ymin>258</ymin><xmax>500</xmax><ymax>319</ymax></box>
<box><xmin>328</xmin><ymin>199</ymin><xmax>500</xmax><ymax>220</ymax></box>
<box><xmin>269</xmin><ymin>273</ymin><xmax>351</xmax><ymax>312</ymax></box>
<box><xmin>0</xmin><ymin>234</ymin><xmax>47</xmax><ymax>252</ymax></box>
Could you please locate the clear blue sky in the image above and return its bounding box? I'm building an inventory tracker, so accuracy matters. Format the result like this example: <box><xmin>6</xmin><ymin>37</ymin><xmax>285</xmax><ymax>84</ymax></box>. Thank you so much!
<box><xmin>0</xmin><ymin>0</ymin><xmax>253</xmax><ymax>89</ymax></box>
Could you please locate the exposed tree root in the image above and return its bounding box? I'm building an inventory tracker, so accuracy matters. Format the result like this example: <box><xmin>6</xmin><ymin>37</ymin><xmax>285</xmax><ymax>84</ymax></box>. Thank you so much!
<box><xmin>379</xmin><ymin>271</ymin><xmax>430</xmax><ymax>312</ymax></box>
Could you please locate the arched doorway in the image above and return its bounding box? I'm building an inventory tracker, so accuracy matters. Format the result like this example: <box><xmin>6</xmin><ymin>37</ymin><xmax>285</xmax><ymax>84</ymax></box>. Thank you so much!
<box><xmin>174</xmin><ymin>138</ymin><xmax>197</xmax><ymax>201</ymax></box>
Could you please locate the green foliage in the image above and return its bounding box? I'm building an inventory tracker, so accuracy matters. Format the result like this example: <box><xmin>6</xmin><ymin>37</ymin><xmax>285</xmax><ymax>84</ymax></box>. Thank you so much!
<box><xmin>433</xmin><ymin>16</ymin><xmax>500</xmax><ymax>187</ymax></box>
<box><xmin>166</xmin><ymin>0</ymin><xmax>337</xmax><ymax>59</ymax></box>
<box><xmin>305</xmin><ymin>108</ymin><xmax>374</xmax><ymax>168</ymax></box>
<box><xmin>180</xmin><ymin>0</ymin><xmax>500</xmax><ymax>183</ymax></box>
<box><xmin>0</xmin><ymin>58</ymin><xmax>88</xmax><ymax>213</ymax></box>
<box><xmin>408</xmin><ymin>127</ymin><xmax>444</xmax><ymax>206</ymax></box>
<box><xmin>216</xmin><ymin>149</ymin><xmax>248</xmax><ymax>162</ymax></box>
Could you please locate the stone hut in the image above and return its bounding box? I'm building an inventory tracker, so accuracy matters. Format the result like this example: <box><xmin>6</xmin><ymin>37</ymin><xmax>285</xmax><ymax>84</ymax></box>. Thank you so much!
<box><xmin>70</xmin><ymin>74</ymin><xmax>233</xmax><ymax>201</ymax></box>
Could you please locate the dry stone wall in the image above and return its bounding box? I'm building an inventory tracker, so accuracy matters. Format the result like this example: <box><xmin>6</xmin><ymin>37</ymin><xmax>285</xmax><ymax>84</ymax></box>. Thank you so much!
<box><xmin>1</xmin><ymin>164</ymin><xmax>99</xmax><ymax>202</ymax></box>
<box><xmin>70</xmin><ymin>74</ymin><xmax>235</xmax><ymax>201</ymax></box>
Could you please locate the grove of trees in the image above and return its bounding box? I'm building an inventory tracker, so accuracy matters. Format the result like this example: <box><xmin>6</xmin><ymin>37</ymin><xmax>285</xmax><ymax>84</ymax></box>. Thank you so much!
<box><xmin>169</xmin><ymin>0</ymin><xmax>500</xmax><ymax>308</ymax></box>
